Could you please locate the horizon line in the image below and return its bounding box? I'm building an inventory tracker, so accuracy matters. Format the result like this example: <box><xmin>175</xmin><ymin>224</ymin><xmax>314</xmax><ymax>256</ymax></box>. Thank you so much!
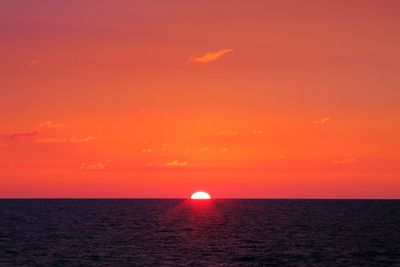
<box><xmin>1</xmin><ymin>197</ymin><xmax>399</xmax><ymax>200</ymax></box>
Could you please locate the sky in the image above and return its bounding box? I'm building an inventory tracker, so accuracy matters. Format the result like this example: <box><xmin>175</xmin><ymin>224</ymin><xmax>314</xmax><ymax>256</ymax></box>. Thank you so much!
<box><xmin>1</xmin><ymin>0</ymin><xmax>400</xmax><ymax>198</ymax></box>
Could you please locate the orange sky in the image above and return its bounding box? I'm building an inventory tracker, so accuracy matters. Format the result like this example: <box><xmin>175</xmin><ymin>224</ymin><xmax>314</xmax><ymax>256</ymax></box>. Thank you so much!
<box><xmin>1</xmin><ymin>1</ymin><xmax>400</xmax><ymax>198</ymax></box>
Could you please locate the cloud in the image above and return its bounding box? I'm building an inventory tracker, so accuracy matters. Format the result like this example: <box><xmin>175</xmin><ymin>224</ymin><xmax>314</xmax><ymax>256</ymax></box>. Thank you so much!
<box><xmin>4</xmin><ymin>130</ymin><xmax>39</xmax><ymax>139</ymax></box>
<box><xmin>30</xmin><ymin>59</ymin><xmax>41</xmax><ymax>65</ymax></box>
<box><xmin>35</xmin><ymin>136</ymin><xmax>93</xmax><ymax>144</ymax></box>
<box><xmin>4</xmin><ymin>121</ymin><xmax>63</xmax><ymax>139</ymax></box>
<box><xmin>3</xmin><ymin>122</ymin><xmax>93</xmax><ymax>146</ymax></box>
<box><xmin>165</xmin><ymin>160</ymin><xmax>188</xmax><ymax>167</ymax></box>
<box><xmin>79</xmin><ymin>162</ymin><xmax>105</xmax><ymax>170</ymax></box>
<box><xmin>332</xmin><ymin>156</ymin><xmax>358</xmax><ymax>165</ymax></box>
<box><xmin>313</xmin><ymin>117</ymin><xmax>332</xmax><ymax>124</ymax></box>
<box><xmin>189</xmin><ymin>48</ymin><xmax>233</xmax><ymax>64</ymax></box>
<box><xmin>37</xmin><ymin>121</ymin><xmax>64</xmax><ymax>129</ymax></box>
<box><xmin>218</xmin><ymin>130</ymin><xmax>263</xmax><ymax>136</ymax></box>
<box><xmin>218</xmin><ymin>131</ymin><xmax>239</xmax><ymax>136</ymax></box>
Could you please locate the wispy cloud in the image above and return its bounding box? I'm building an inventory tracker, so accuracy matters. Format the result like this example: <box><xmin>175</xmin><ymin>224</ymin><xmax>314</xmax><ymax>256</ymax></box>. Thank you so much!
<box><xmin>313</xmin><ymin>117</ymin><xmax>332</xmax><ymax>124</ymax></box>
<box><xmin>37</xmin><ymin>121</ymin><xmax>64</xmax><ymax>129</ymax></box>
<box><xmin>189</xmin><ymin>48</ymin><xmax>233</xmax><ymax>64</ymax></box>
<box><xmin>165</xmin><ymin>160</ymin><xmax>188</xmax><ymax>167</ymax></box>
<box><xmin>218</xmin><ymin>131</ymin><xmax>239</xmax><ymax>136</ymax></box>
<box><xmin>332</xmin><ymin>156</ymin><xmax>358</xmax><ymax>164</ymax></box>
<box><xmin>218</xmin><ymin>130</ymin><xmax>263</xmax><ymax>136</ymax></box>
<box><xmin>4</xmin><ymin>130</ymin><xmax>39</xmax><ymax>139</ymax></box>
<box><xmin>252</xmin><ymin>130</ymin><xmax>263</xmax><ymax>135</ymax></box>
<box><xmin>35</xmin><ymin>136</ymin><xmax>93</xmax><ymax>144</ymax></box>
<box><xmin>3</xmin><ymin>122</ymin><xmax>93</xmax><ymax>145</ymax></box>
<box><xmin>79</xmin><ymin>162</ymin><xmax>105</xmax><ymax>170</ymax></box>
<box><xmin>30</xmin><ymin>59</ymin><xmax>41</xmax><ymax>65</ymax></box>
<box><xmin>3</xmin><ymin>121</ymin><xmax>63</xmax><ymax>140</ymax></box>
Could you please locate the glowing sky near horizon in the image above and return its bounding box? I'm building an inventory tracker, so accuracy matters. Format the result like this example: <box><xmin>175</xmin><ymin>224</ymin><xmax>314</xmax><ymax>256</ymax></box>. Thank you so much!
<box><xmin>1</xmin><ymin>1</ymin><xmax>400</xmax><ymax>198</ymax></box>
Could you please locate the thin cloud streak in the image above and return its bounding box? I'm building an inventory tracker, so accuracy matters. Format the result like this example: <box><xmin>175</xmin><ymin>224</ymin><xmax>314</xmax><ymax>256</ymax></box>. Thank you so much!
<box><xmin>37</xmin><ymin>121</ymin><xmax>64</xmax><ymax>129</ymax></box>
<box><xmin>79</xmin><ymin>162</ymin><xmax>105</xmax><ymax>170</ymax></box>
<box><xmin>166</xmin><ymin>160</ymin><xmax>188</xmax><ymax>167</ymax></box>
<box><xmin>189</xmin><ymin>48</ymin><xmax>233</xmax><ymax>63</ymax></box>
<box><xmin>313</xmin><ymin>117</ymin><xmax>332</xmax><ymax>124</ymax></box>
<box><xmin>30</xmin><ymin>59</ymin><xmax>41</xmax><ymax>65</ymax></box>
<box><xmin>35</xmin><ymin>136</ymin><xmax>94</xmax><ymax>144</ymax></box>
<box><xmin>332</xmin><ymin>156</ymin><xmax>358</xmax><ymax>164</ymax></box>
<box><xmin>4</xmin><ymin>131</ymin><xmax>39</xmax><ymax>139</ymax></box>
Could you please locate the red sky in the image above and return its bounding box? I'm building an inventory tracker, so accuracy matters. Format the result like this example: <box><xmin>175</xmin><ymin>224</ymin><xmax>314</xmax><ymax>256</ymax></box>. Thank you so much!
<box><xmin>1</xmin><ymin>1</ymin><xmax>400</xmax><ymax>198</ymax></box>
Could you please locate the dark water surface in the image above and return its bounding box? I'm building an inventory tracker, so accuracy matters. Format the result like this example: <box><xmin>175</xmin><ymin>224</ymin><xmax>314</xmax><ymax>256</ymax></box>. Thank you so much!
<box><xmin>0</xmin><ymin>199</ymin><xmax>399</xmax><ymax>266</ymax></box>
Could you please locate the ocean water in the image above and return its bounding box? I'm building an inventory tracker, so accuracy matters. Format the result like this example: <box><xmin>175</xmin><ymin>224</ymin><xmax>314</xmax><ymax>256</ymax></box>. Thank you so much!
<box><xmin>0</xmin><ymin>199</ymin><xmax>399</xmax><ymax>266</ymax></box>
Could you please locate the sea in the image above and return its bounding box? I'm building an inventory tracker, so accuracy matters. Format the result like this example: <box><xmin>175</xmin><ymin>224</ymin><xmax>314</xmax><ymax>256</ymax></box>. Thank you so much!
<box><xmin>0</xmin><ymin>199</ymin><xmax>399</xmax><ymax>266</ymax></box>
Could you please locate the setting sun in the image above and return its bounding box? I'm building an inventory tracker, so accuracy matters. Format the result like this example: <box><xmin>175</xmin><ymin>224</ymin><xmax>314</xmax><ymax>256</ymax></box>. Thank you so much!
<box><xmin>191</xmin><ymin>191</ymin><xmax>211</xmax><ymax>200</ymax></box>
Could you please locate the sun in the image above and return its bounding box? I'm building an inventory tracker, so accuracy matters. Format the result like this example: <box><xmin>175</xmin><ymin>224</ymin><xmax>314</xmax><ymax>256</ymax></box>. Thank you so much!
<box><xmin>191</xmin><ymin>191</ymin><xmax>211</xmax><ymax>200</ymax></box>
